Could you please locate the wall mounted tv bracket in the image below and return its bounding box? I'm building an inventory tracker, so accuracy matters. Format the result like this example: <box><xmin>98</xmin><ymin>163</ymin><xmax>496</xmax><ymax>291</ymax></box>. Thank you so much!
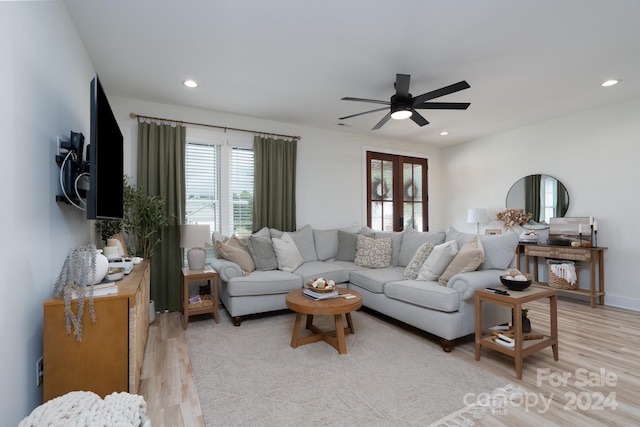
<box><xmin>55</xmin><ymin>131</ymin><xmax>88</xmax><ymax>204</ymax></box>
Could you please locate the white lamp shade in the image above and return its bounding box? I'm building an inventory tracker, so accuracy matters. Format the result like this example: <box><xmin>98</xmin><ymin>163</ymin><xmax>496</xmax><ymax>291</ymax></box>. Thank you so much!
<box><xmin>467</xmin><ymin>208</ymin><xmax>489</xmax><ymax>224</ymax></box>
<box><xmin>180</xmin><ymin>224</ymin><xmax>212</xmax><ymax>249</ymax></box>
<box><xmin>180</xmin><ymin>224</ymin><xmax>212</xmax><ymax>270</ymax></box>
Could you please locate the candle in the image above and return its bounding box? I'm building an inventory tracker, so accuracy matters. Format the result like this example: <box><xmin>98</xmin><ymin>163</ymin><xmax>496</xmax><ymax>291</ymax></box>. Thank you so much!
<box><xmin>594</xmin><ymin>220</ymin><xmax>598</xmax><ymax>231</ymax></box>
<box><xmin>579</xmin><ymin>224</ymin><xmax>583</xmax><ymax>234</ymax></box>
<box><xmin>589</xmin><ymin>216</ymin><xmax>594</xmax><ymax>226</ymax></box>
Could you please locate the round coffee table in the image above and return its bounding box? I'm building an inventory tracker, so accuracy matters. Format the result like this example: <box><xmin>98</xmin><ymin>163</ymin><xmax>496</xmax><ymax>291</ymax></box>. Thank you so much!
<box><xmin>285</xmin><ymin>287</ymin><xmax>362</xmax><ymax>354</ymax></box>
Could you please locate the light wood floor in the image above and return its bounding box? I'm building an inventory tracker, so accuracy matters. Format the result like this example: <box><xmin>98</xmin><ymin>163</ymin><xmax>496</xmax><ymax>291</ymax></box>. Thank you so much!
<box><xmin>139</xmin><ymin>298</ymin><xmax>640</xmax><ymax>426</ymax></box>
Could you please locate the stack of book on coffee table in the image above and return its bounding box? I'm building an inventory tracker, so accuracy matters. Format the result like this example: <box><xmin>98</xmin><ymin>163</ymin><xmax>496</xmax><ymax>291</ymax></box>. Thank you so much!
<box><xmin>302</xmin><ymin>288</ymin><xmax>340</xmax><ymax>301</ymax></box>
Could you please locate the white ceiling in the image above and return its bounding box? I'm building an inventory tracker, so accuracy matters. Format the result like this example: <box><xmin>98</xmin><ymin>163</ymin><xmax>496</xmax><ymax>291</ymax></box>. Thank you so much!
<box><xmin>63</xmin><ymin>0</ymin><xmax>640</xmax><ymax>146</ymax></box>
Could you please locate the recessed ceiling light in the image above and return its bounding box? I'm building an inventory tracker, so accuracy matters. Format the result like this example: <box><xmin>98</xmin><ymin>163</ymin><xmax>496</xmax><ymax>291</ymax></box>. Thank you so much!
<box><xmin>440</xmin><ymin>131</ymin><xmax>449</xmax><ymax>136</ymax></box>
<box><xmin>183</xmin><ymin>79</ymin><xmax>198</xmax><ymax>88</ymax></box>
<box><xmin>601</xmin><ymin>79</ymin><xmax>619</xmax><ymax>87</ymax></box>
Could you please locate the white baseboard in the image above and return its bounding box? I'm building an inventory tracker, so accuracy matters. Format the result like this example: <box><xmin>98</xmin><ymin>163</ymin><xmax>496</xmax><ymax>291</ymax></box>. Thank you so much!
<box><xmin>605</xmin><ymin>294</ymin><xmax>640</xmax><ymax>312</ymax></box>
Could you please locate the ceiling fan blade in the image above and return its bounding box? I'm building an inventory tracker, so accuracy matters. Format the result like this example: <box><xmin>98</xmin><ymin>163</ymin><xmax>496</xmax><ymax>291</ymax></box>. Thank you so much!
<box><xmin>395</xmin><ymin>74</ymin><xmax>411</xmax><ymax>98</ymax></box>
<box><xmin>413</xmin><ymin>102</ymin><xmax>471</xmax><ymax>110</ymax></box>
<box><xmin>372</xmin><ymin>112</ymin><xmax>392</xmax><ymax>130</ymax></box>
<box><xmin>410</xmin><ymin>110</ymin><xmax>429</xmax><ymax>127</ymax></box>
<box><xmin>340</xmin><ymin>107</ymin><xmax>389</xmax><ymax>120</ymax></box>
<box><xmin>412</xmin><ymin>81</ymin><xmax>470</xmax><ymax>105</ymax></box>
<box><xmin>341</xmin><ymin>97</ymin><xmax>390</xmax><ymax>106</ymax></box>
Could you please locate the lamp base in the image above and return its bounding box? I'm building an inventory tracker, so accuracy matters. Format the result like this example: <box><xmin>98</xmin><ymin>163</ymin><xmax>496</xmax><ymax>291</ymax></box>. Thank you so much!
<box><xmin>187</xmin><ymin>247</ymin><xmax>206</xmax><ymax>270</ymax></box>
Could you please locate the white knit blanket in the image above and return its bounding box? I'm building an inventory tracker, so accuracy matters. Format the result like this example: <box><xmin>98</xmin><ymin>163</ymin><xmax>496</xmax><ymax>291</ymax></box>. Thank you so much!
<box><xmin>19</xmin><ymin>391</ymin><xmax>150</xmax><ymax>427</ymax></box>
<box><xmin>550</xmin><ymin>262</ymin><xmax>577</xmax><ymax>284</ymax></box>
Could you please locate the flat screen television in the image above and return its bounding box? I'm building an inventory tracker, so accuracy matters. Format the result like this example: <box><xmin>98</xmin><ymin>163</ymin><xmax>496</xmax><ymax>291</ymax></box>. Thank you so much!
<box><xmin>87</xmin><ymin>74</ymin><xmax>124</xmax><ymax>219</ymax></box>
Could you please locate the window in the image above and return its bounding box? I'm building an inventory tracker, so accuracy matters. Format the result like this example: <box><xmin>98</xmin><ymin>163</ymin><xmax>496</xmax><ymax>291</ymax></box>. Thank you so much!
<box><xmin>366</xmin><ymin>151</ymin><xmax>428</xmax><ymax>231</ymax></box>
<box><xmin>185</xmin><ymin>136</ymin><xmax>254</xmax><ymax>237</ymax></box>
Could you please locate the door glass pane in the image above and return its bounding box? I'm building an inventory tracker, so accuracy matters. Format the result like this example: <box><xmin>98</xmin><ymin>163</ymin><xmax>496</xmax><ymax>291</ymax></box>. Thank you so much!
<box><xmin>383</xmin><ymin>201</ymin><xmax>394</xmax><ymax>231</ymax></box>
<box><xmin>413</xmin><ymin>202</ymin><xmax>423</xmax><ymax>231</ymax></box>
<box><xmin>382</xmin><ymin>160</ymin><xmax>393</xmax><ymax>201</ymax></box>
<box><xmin>371</xmin><ymin>159</ymin><xmax>382</xmax><ymax>200</ymax></box>
<box><xmin>413</xmin><ymin>164</ymin><xmax>423</xmax><ymax>201</ymax></box>
<box><xmin>403</xmin><ymin>163</ymin><xmax>413</xmax><ymax>201</ymax></box>
<box><xmin>371</xmin><ymin>201</ymin><xmax>383</xmax><ymax>230</ymax></box>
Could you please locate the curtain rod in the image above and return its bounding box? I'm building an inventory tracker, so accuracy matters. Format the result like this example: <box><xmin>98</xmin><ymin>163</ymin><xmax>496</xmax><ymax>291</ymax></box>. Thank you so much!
<box><xmin>129</xmin><ymin>112</ymin><xmax>301</xmax><ymax>140</ymax></box>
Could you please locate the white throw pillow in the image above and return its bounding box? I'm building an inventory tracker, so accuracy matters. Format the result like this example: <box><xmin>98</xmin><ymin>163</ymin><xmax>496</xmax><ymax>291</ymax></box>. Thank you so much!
<box><xmin>272</xmin><ymin>232</ymin><xmax>304</xmax><ymax>273</ymax></box>
<box><xmin>417</xmin><ymin>240</ymin><xmax>459</xmax><ymax>281</ymax></box>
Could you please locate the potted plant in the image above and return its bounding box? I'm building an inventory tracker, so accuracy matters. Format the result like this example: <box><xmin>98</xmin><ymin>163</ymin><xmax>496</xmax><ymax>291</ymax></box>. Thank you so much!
<box><xmin>95</xmin><ymin>218</ymin><xmax>123</xmax><ymax>245</ymax></box>
<box><xmin>53</xmin><ymin>245</ymin><xmax>109</xmax><ymax>341</ymax></box>
<box><xmin>121</xmin><ymin>176</ymin><xmax>171</xmax><ymax>260</ymax></box>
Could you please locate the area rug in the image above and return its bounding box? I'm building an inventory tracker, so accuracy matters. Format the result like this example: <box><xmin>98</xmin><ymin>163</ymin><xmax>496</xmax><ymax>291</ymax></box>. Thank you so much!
<box><xmin>185</xmin><ymin>309</ymin><xmax>524</xmax><ymax>426</ymax></box>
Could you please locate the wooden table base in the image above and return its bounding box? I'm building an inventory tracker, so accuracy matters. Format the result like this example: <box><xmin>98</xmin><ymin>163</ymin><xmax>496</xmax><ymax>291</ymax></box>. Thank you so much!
<box><xmin>290</xmin><ymin>312</ymin><xmax>356</xmax><ymax>354</ymax></box>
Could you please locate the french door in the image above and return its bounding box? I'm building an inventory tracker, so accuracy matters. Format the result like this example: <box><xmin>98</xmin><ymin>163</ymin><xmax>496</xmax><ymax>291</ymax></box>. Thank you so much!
<box><xmin>366</xmin><ymin>151</ymin><xmax>428</xmax><ymax>232</ymax></box>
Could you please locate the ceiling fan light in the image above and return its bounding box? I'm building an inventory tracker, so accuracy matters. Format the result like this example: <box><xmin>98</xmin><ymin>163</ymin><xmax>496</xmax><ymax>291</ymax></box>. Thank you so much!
<box><xmin>391</xmin><ymin>109</ymin><xmax>412</xmax><ymax>120</ymax></box>
<box><xmin>601</xmin><ymin>79</ymin><xmax>618</xmax><ymax>87</ymax></box>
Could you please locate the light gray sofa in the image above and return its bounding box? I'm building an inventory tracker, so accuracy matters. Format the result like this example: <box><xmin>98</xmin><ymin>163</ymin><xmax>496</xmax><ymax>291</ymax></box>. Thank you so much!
<box><xmin>211</xmin><ymin>225</ymin><xmax>519</xmax><ymax>352</ymax></box>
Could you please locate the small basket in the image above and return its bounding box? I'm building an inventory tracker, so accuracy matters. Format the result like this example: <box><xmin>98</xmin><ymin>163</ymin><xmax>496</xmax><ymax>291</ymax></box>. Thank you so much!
<box><xmin>547</xmin><ymin>260</ymin><xmax>579</xmax><ymax>290</ymax></box>
<box><xmin>188</xmin><ymin>294</ymin><xmax>214</xmax><ymax>309</ymax></box>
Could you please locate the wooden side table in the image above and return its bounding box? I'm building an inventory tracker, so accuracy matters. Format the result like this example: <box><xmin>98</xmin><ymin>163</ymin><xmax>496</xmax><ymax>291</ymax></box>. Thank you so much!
<box><xmin>181</xmin><ymin>267</ymin><xmax>219</xmax><ymax>329</ymax></box>
<box><xmin>475</xmin><ymin>285</ymin><xmax>558</xmax><ymax>379</ymax></box>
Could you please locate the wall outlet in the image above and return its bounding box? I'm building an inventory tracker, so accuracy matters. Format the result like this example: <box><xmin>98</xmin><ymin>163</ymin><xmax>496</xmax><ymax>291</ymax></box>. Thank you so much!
<box><xmin>36</xmin><ymin>356</ymin><xmax>43</xmax><ymax>387</ymax></box>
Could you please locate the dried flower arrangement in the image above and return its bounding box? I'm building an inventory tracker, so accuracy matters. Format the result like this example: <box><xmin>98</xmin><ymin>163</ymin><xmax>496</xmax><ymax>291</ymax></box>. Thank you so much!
<box><xmin>496</xmin><ymin>208</ymin><xmax>532</xmax><ymax>229</ymax></box>
<box><xmin>52</xmin><ymin>245</ymin><xmax>99</xmax><ymax>341</ymax></box>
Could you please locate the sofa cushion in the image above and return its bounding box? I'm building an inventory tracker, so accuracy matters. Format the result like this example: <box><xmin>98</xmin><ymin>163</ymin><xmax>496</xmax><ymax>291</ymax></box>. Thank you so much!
<box><xmin>445</xmin><ymin>227</ymin><xmax>519</xmax><ymax>270</ymax></box>
<box><xmin>398</xmin><ymin>227</ymin><xmax>446</xmax><ymax>266</ymax></box>
<box><xmin>336</xmin><ymin>230</ymin><xmax>358</xmax><ymax>261</ymax></box>
<box><xmin>403</xmin><ymin>242</ymin><xmax>435</xmax><ymax>280</ymax></box>
<box><xmin>374</xmin><ymin>231</ymin><xmax>403</xmax><ymax>266</ymax></box>
<box><xmin>226</xmin><ymin>270</ymin><xmax>302</xmax><ymax>297</ymax></box>
<box><xmin>384</xmin><ymin>280</ymin><xmax>460</xmax><ymax>313</ymax></box>
<box><xmin>438</xmin><ymin>236</ymin><xmax>485</xmax><ymax>285</ymax></box>
<box><xmin>417</xmin><ymin>240</ymin><xmax>458</xmax><ymax>281</ymax></box>
<box><xmin>272</xmin><ymin>232</ymin><xmax>304</xmax><ymax>273</ymax></box>
<box><xmin>247</xmin><ymin>227</ymin><xmax>278</xmax><ymax>271</ymax></box>
<box><xmin>293</xmin><ymin>261</ymin><xmax>350</xmax><ymax>284</ymax></box>
<box><xmin>354</xmin><ymin>235</ymin><xmax>392</xmax><ymax>269</ymax></box>
<box><xmin>313</xmin><ymin>228</ymin><xmax>338</xmax><ymax>261</ymax></box>
<box><xmin>216</xmin><ymin>235</ymin><xmax>256</xmax><ymax>273</ymax></box>
<box><xmin>349</xmin><ymin>267</ymin><xmax>405</xmax><ymax>294</ymax></box>
<box><xmin>270</xmin><ymin>224</ymin><xmax>318</xmax><ymax>262</ymax></box>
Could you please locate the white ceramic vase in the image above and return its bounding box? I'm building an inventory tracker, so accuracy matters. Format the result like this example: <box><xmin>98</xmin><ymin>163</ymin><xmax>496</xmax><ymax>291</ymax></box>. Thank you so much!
<box><xmin>90</xmin><ymin>250</ymin><xmax>109</xmax><ymax>285</ymax></box>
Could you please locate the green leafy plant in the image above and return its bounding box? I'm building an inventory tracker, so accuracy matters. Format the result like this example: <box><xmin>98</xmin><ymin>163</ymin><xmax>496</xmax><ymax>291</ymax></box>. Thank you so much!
<box><xmin>122</xmin><ymin>176</ymin><xmax>171</xmax><ymax>259</ymax></box>
<box><xmin>94</xmin><ymin>219</ymin><xmax>123</xmax><ymax>244</ymax></box>
<box><xmin>522</xmin><ymin>308</ymin><xmax>529</xmax><ymax>318</ymax></box>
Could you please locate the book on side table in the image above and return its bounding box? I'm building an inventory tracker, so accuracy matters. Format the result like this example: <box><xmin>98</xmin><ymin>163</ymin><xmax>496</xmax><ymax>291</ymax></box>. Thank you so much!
<box><xmin>302</xmin><ymin>289</ymin><xmax>340</xmax><ymax>300</ymax></box>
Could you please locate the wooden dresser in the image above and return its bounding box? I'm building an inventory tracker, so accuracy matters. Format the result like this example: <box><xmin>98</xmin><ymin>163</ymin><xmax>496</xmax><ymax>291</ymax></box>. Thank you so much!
<box><xmin>521</xmin><ymin>244</ymin><xmax>607</xmax><ymax>308</ymax></box>
<box><xmin>43</xmin><ymin>260</ymin><xmax>150</xmax><ymax>402</ymax></box>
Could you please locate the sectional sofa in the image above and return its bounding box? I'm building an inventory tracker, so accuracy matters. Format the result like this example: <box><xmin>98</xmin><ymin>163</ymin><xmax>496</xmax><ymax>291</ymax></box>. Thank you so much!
<box><xmin>210</xmin><ymin>225</ymin><xmax>519</xmax><ymax>351</ymax></box>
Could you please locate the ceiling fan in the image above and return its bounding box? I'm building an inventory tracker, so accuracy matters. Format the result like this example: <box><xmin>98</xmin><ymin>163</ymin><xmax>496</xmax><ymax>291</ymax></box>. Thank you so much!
<box><xmin>339</xmin><ymin>74</ymin><xmax>470</xmax><ymax>130</ymax></box>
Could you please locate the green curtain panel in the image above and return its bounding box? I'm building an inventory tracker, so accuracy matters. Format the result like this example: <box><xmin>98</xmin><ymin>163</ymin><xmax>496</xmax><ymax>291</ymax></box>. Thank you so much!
<box><xmin>253</xmin><ymin>136</ymin><xmax>297</xmax><ymax>232</ymax></box>
<box><xmin>137</xmin><ymin>121</ymin><xmax>186</xmax><ymax>312</ymax></box>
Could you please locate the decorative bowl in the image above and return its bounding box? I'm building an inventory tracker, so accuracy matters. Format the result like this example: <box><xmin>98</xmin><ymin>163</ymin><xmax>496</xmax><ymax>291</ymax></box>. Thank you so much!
<box><xmin>106</xmin><ymin>267</ymin><xmax>125</xmax><ymax>281</ymax></box>
<box><xmin>500</xmin><ymin>275</ymin><xmax>532</xmax><ymax>291</ymax></box>
<box><xmin>305</xmin><ymin>278</ymin><xmax>336</xmax><ymax>293</ymax></box>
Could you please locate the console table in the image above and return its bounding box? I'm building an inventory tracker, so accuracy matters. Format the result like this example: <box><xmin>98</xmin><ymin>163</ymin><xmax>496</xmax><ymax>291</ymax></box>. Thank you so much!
<box><xmin>521</xmin><ymin>244</ymin><xmax>607</xmax><ymax>308</ymax></box>
<box><xmin>43</xmin><ymin>261</ymin><xmax>150</xmax><ymax>401</ymax></box>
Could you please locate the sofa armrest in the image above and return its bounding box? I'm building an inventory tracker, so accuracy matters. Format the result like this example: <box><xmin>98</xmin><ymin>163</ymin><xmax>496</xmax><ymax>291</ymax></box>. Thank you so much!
<box><xmin>447</xmin><ymin>269</ymin><xmax>509</xmax><ymax>302</ymax></box>
<box><xmin>211</xmin><ymin>258</ymin><xmax>243</xmax><ymax>282</ymax></box>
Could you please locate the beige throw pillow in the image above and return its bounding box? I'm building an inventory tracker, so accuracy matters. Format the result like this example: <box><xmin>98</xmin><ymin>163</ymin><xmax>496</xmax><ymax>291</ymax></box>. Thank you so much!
<box><xmin>438</xmin><ymin>235</ymin><xmax>485</xmax><ymax>285</ymax></box>
<box><xmin>272</xmin><ymin>232</ymin><xmax>304</xmax><ymax>272</ymax></box>
<box><xmin>216</xmin><ymin>234</ymin><xmax>256</xmax><ymax>274</ymax></box>
<box><xmin>416</xmin><ymin>240</ymin><xmax>458</xmax><ymax>281</ymax></box>
<box><xmin>354</xmin><ymin>235</ymin><xmax>392</xmax><ymax>269</ymax></box>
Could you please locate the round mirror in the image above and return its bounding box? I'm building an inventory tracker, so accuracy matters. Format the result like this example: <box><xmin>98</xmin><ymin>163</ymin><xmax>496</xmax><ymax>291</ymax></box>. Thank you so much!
<box><xmin>506</xmin><ymin>174</ymin><xmax>569</xmax><ymax>230</ymax></box>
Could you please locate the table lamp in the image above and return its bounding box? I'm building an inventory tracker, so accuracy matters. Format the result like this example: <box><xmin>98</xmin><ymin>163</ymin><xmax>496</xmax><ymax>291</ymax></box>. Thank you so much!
<box><xmin>180</xmin><ymin>224</ymin><xmax>212</xmax><ymax>270</ymax></box>
<box><xmin>467</xmin><ymin>208</ymin><xmax>488</xmax><ymax>235</ymax></box>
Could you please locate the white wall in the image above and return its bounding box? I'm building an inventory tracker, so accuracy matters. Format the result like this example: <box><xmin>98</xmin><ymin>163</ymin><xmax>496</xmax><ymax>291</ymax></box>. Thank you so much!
<box><xmin>442</xmin><ymin>98</ymin><xmax>640</xmax><ymax>310</ymax></box>
<box><xmin>109</xmin><ymin>97</ymin><xmax>448</xmax><ymax>232</ymax></box>
<box><xmin>0</xmin><ymin>2</ymin><xmax>95</xmax><ymax>424</ymax></box>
